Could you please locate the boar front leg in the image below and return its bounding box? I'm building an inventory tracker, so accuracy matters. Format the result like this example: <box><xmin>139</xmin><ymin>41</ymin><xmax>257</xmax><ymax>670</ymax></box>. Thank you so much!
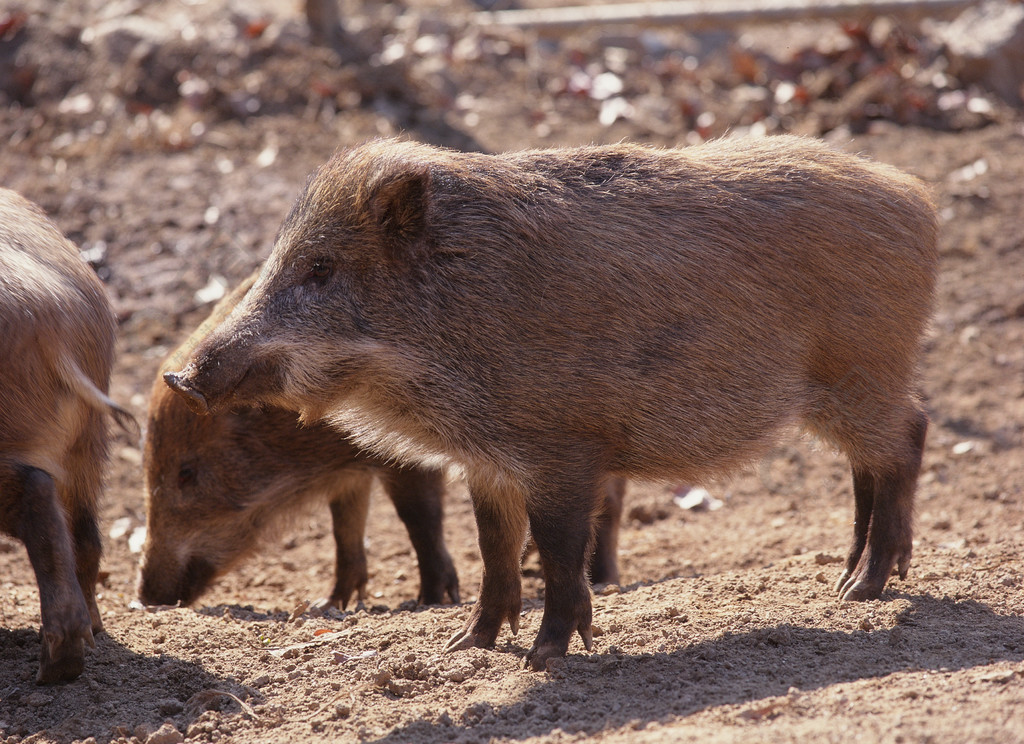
<box><xmin>380</xmin><ymin>465</ymin><xmax>460</xmax><ymax>605</ymax></box>
<box><xmin>523</xmin><ymin>477</ymin><xmax>599</xmax><ymax>672</ymax></box>
<box><xmin>445</xmin><ymin>481</ymin><xmax>527</xmax><ymax>653</ymax></box>
<box><xmin>1</xmin><ymin>464</ymin><xmax>93</xmax><ymax>684</ymax></box>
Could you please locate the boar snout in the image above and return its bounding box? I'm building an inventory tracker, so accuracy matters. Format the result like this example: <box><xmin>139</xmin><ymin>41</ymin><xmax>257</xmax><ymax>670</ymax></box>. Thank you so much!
<box><xmin>163</xmin><ymin>335</ymin><xmax>265</xmax><ymax>414</ymax></box>
<box><xmin>137</xmin><ymin>553</ymin><xmax>216</xmax><ymax>607</ymax></box>
<box><xmin>163</xmin><ymin>369</ymin><xmax>210</xmax><ymax>415</ymax></box>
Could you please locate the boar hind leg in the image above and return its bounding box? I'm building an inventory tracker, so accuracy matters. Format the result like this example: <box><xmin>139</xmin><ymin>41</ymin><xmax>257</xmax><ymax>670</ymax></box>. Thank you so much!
<box><xmin>837</xmin><ymin>409</ymin><xmax>928</xmax><ymax>601</ymax></box>
<box><xmin>68</xmin><ymin>505</ymin><xmax>103</xmax><ymax>635</ymax></box>
<box><xmin>589</xmin><ymin>477</ymin><xmax>625</xmax><ymax>586</ymax></box>
<box><xmin>65</xmin><ymin>469</ymin><xmax>103</xmax><ymax>634</ymax></box>
<box><xmin>322</xmin><ymin>471</ymin><xmax>373</xmax><ymax>610</ymax></box>
<box><xmin>0</xmin><ymin>463</ymin><xmax>93</xmax><ymax>684</ymax></box>
<box><xmin>381</xmin><ymin>465</ymin><xmax>460</xmax><ymax>605</ymax></box>
<box><xmin>446</xmin><ymin>481</ymin><xmax>527</xmax><ymax>653</ymax></box>
<box><xmin>64</xmin><ymin>420</ymin><xmax>108</xmax><ymax>636</ymax></box>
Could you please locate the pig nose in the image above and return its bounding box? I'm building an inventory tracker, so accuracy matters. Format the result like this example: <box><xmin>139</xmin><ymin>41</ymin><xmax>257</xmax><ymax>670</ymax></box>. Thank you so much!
<box><xmin>163</xmin><ymin>371</ymin><xmax>211</xmax><ymax>415</ymax></box>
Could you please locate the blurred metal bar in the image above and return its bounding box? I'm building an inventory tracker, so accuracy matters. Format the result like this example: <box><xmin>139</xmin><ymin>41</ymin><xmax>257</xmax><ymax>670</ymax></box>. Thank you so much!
<box><xmin>473</xmin><ymin>0</ymin><xmax>978</xmax><ymax>32</ymax></box>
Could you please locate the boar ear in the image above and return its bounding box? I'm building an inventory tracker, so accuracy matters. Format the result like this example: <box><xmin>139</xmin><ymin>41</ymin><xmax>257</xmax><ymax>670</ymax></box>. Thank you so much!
<box><xmin>367</xmin><ymin>162</ymin><xmax>430</xmax><ymax>254</ymax></box>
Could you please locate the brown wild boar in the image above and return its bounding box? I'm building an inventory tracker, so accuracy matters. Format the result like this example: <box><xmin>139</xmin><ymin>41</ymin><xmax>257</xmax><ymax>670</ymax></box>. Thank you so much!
<box><xmin>139</xmin><ymin>274</ymin><xmax>460</xmax><ymax>609</ymax></box>
<box><xmin>0</xmin><ymin>188</ymin><xmax>132</xmax><ymax>683</ymax></box>
<box><xmin>164</xmin><ymin>136</ymin><xmax>938</xmax><ymax>671</ymax></box>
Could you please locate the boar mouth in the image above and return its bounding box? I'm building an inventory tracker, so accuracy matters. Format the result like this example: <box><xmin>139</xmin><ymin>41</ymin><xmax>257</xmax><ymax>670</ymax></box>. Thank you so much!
<box><xmin>138</xmin><ymin>555</ymin><xmax>218</xmax><ymax>607</ymax></box>
<box><xmin>177</xmin><ymin>555</ymin><xmax>218</xmax><ymax>604</ymax></box>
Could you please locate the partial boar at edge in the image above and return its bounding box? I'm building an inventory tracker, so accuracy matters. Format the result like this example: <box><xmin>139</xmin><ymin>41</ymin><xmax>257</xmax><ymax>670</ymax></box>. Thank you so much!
<box><xmin>165</xmin><ymin>135</ymin><xmax>938</xmax><ymax>671</ymax></box>
<box><xmin>0</xmin><ymin>188</ymin><xmax>130</xmax><ymax>684</ymax></box>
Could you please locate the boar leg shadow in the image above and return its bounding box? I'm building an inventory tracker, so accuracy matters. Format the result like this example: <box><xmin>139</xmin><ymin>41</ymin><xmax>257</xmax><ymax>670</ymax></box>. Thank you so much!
<box><xmin>446</xmin><ymin>482</ymin><xmax>528</xmax><ymax>653</ymax></box>
<box><xmin>380</xmin><ymin>466</ymin><xmax>460</xmax><ymax>605</ymax></box>
<box><xmin>0</xmin><ymin>463</ymin><xmax>94</xmax><ymax>684</ymax></box>
<box><xmin>837</xmin><ymin>409</ymin><xmax>928</xmax><ymax>600</ymax></box>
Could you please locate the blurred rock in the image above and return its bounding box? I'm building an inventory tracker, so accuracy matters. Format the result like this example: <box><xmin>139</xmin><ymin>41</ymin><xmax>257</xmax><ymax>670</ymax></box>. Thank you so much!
<box><xmin>81</xmin><ymin>15</ymin><xmax>173</xmax><ymax>64</ymax></box>
<box><xmin>925</xmin><ymin>0</ymin><xmax>1024</xmax><ymax>106</ymax></box>
<box><xmin>145</xmin><ymin>722</ymin><xmax>184</xmax><ymax>744</ymax></box>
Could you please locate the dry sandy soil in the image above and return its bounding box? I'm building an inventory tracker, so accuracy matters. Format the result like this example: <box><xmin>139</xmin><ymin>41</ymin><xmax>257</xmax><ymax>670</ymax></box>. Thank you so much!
<box><xmin>1</xmin><ymin>1</ymin><xmax>1023</xmax><ymax>742</ymax></box>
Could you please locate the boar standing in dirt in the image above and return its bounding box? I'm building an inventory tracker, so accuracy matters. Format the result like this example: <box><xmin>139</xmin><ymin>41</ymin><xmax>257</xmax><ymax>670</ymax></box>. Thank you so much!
<box><xmin>139</xmin><ymin>274</ymin><xmax>460</xmax><ymax>609</ymax></box>
<box><xmin>0</xmin><ymin>189</ymin><xmax>131</xmax><ymax>683</ymax></box>
<box><xmin>165</xmin><ymin>136</ymin><xmax>938</xmax><ymax>670</ymax></box>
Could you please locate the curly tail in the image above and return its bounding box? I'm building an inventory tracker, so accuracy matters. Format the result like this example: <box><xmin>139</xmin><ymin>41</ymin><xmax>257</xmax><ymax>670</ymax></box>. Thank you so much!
<box><xmin>58</xmin><ymin>355</ymin><xmax>139</xmax><ymax>436</ymax></box>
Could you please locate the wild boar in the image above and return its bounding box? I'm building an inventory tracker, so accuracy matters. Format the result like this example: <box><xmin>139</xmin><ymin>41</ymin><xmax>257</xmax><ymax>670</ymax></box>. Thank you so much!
<box><xmin>0</xmin><ymin>188</ymin><xmax>132</xmax><ymax>683</ymax></box>
<box><xmin>139</xmin><ymin>274</ymin><xmax>460</xmax><ymax>609</ymax></box>
<box><xmin>163</xmin><ymin>136</ymin><xmax>938</xmax><ymax>670</ymax></box>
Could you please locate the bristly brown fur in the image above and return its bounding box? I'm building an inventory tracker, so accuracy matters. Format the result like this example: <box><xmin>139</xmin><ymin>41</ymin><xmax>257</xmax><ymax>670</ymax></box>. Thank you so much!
<box><xmin>168</xmin><ymin>135</ymin><xmax>938</xmax><ymax>670</ymax></box>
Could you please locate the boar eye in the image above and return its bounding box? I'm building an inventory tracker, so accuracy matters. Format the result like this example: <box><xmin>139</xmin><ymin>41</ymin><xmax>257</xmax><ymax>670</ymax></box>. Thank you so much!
<box><xmin>306</xmin><ymin>259</ymin><xmax>332</xmax><ymax>283</ymax></box>
<box><xmin>178</xmin><ymin>465</ymin><xmax>198</xmax><ymax>489</ymax></box>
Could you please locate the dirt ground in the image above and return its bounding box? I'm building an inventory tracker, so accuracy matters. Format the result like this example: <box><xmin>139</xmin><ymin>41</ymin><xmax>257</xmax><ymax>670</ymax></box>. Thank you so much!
<box><xmin>2</xmin><ymin>1</ymin><xmax>1024</xmax><ymax>742</ymax></box>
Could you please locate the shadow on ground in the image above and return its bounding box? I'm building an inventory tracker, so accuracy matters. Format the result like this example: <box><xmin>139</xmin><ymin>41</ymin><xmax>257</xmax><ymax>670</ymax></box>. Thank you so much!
<box><xmin>0</xmin><ymin>627</ymin><xmax>251</xmax><ymax>744</ymax></box>
<box><xmin>372</xmin><ymin>594</ymin><xmax>1024</xmax><ymax>742</ymax></box>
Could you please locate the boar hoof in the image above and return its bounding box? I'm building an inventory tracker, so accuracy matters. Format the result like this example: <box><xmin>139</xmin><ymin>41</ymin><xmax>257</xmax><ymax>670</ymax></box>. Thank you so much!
<box><xmin>163</xmin><ymin>372</ymin><xmax>210</xmax><ymax>415</ymax></box>
<box><xmin>838</xmin><ymin>579</ymin><xmax>885</xmax><ymax>602</ymax></box>
<box><xmin>445</xmin><ymin>621</ymin><xmax>501</xmax><ymax>653</ymax></box>
<box><xmin>445</xmin><ymin>629</ymin><xmax>485</xmax><ymax>654</ymax></box>
<box><xmin>836</xmin><ymin>568</ymin><xmax>886</xmax><ymax>601</ymax></box>
<box><xmin>524</xmin><ymin>641</ymin><xmax>569</xmax><ymax>672</ymax></box>
<box><xmin>445</xmin><ymin>607</ymin><xmax>518</xmax><ymax>653</ymax></box>
<box><xmin>36</xmin><ymin>624</ymin><xmax>92</xmax><ymax>684</ymax></box>
<box><xmin>445</xmin><ymin>593</ymin><xmax>522</xmax><ymax>653</ymax></box>
<box><xmin>419</xmin><ymin>567</ymin><xmax>461</xmax><ymax>606</ymax></box>
<box><xmin>523</xmin><ymin>619</ymin><xmax>592</xmax><ymax>672</ymax></box>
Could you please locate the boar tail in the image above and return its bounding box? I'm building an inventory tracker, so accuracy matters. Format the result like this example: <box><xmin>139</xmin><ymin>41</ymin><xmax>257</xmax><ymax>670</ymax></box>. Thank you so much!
<box><xmin>59</xmin><ymin>355</ymin><xmax>139</xmax><ymax>436</ymax></box>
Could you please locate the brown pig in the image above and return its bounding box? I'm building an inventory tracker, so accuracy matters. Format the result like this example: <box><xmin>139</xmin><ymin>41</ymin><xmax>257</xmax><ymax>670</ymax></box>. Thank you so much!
<box><xmin>139</xmin><ymin>273</ymin><xmax>461</xmax><ymax>610</ymax></box>
<box><xmin>164</xmin><ymin>136</ymin><xmax>938</xmax><ymax>670</ymax></box>
<box><xmin>0</xmin><ymin>188</ymin><xmax>132</xmax><ymax>683</ymax></box>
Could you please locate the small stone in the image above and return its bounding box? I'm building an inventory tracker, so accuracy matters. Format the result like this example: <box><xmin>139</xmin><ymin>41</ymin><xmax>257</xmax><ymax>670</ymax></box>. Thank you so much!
<box><xmin>157</xmin><ymin>698</ymin><xmax>184</xmax><ymax>716</ymax></box>
<box><xmin>146</xmin><ymin>722</ymin><xmax>184</xmax><ymax>744</ymax></box>
<box><xmin>976</xmin><ymin>669</ymin><xmax>1016</xmax><ymax>684</ymax></box>
<box><xmin>444</xmin><ymin>665</ymin><xmax>475</xmax><ymax>683</ymax></box>
<box><xmin>544</xmin><ymin>657</ymin><xmax>566</xmax><ymax>674</ymax></box>
<box><xmin>26</xmin><ymin>692</ymin><xmax>53</xmax><ymax>707</ymax></box>
<box><xmin>952</xmin><ymin>440</ymin><xmax>976</xmax><ymax>455</ymax></box>
<box><xmin>673</xmin><ymin>487</ymin><xmax>723</xmax><ymax>512</ymax></box>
